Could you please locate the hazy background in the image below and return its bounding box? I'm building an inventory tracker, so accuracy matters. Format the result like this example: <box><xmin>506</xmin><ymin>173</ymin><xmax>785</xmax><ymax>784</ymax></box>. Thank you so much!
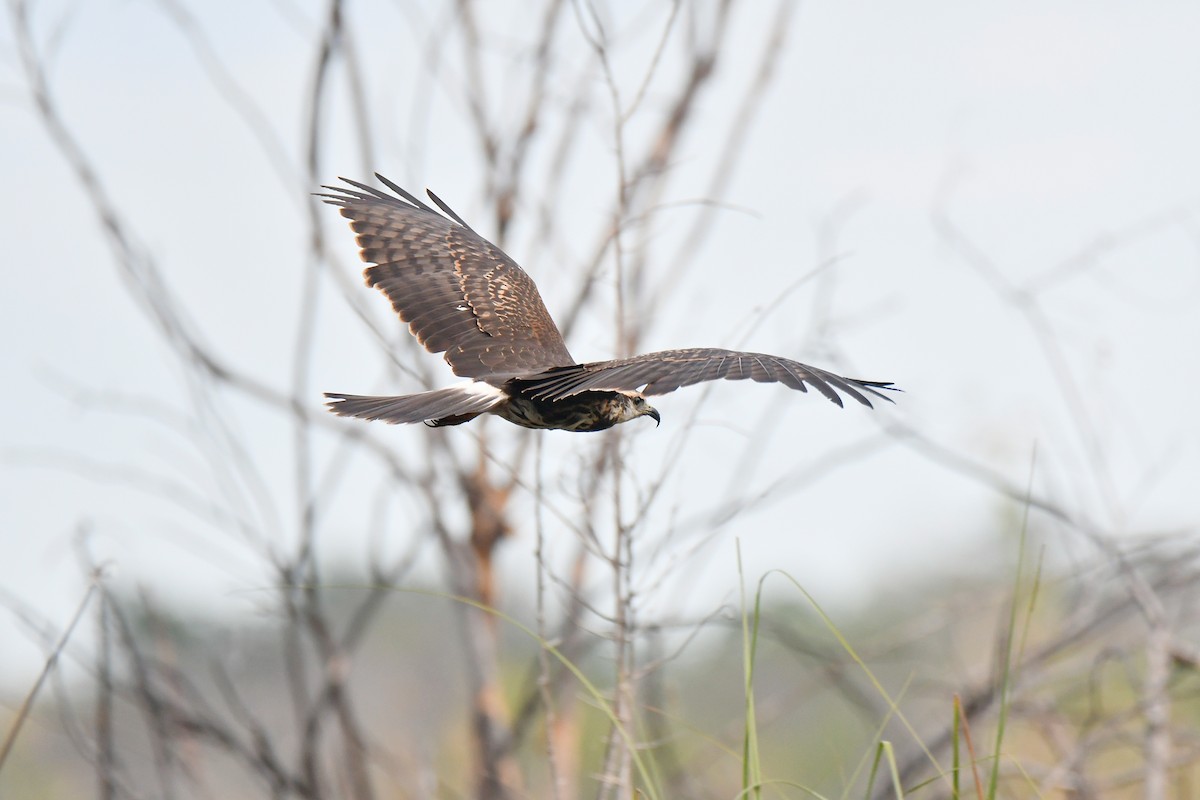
<box><xmin>4</xmin><ymin>0</ymin><xmax>1199</xmax><ymax>679</ymax></box>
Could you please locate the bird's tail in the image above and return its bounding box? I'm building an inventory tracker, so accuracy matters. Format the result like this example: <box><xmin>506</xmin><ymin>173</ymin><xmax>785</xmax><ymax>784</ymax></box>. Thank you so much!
<box><xmin>324</xmin><ymin>382</ymin><xmax>505</xmax><ymax>425</ymax></box>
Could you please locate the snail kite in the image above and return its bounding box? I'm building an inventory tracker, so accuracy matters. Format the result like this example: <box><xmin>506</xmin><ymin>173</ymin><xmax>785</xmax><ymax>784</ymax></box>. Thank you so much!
<box><xmin>321</xmin><ymin>175</ymin><xmax>897</xmax><ymax>432</ymax></box>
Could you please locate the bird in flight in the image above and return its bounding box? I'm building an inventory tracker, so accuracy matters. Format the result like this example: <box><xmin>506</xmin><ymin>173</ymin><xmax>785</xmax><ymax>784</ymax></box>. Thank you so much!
<box><xmin>320</xmin><ymin>175</ymin><xmax>897</xmax><ymax>432</ymax></box>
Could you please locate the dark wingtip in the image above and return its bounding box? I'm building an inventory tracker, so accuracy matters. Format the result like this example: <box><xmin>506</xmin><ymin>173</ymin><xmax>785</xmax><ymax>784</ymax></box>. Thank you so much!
<box><xmin>314</xmin><ymin>178</ymin><xmax>358</xmax><ymax>204</ymax></box>
<box><xmin>852</xmin><ymin>380</ymin><xmax>901</xmax><ymax>407</ymax></box>
<box><xmin>314</xmin><ymin>176</ymin><xmax>437</xmax><ymax>215</ymax></box>
<box><xmin>424</xmin><ymin>188</ymin><xmax>474</xmax><ymax>231</ymax></box>
<box><xmin>374</xmin><ymin>174</ymin><xmax>434</xmax><ymax>211</ymax></box>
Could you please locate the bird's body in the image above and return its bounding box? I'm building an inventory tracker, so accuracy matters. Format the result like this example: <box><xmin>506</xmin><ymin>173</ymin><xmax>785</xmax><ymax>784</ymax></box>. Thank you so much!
<box><xmin>321</xmin><ymin>176</ymin><xmax>897</xmax><ymax>431</ymax></box>
<box><xmin>468</xmin><ymin>388</ymin><xmax>651</xmax><ymax>432</ymax></box>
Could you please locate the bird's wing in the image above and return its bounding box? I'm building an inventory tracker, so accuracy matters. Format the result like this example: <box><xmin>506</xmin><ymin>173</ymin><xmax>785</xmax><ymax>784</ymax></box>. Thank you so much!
<box><xmin>516</xmin><ymin>348</ymin><xmax>898</xmax><ymax>408</ymax></box>
<box><xmin>319</xmin><ymin>175</ymin><xmax>575</xmax><ymax>380</ymax></box>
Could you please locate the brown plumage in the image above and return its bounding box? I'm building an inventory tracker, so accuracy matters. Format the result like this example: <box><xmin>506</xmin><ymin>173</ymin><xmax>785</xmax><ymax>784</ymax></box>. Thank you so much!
<box><xmin>321</xmin><ymin>175</ymin><xmax>897</xmax><ymax>432</ymax></box>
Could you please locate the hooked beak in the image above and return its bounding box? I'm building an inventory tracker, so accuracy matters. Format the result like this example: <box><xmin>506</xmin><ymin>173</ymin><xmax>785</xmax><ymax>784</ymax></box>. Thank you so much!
<box><xmin>645</xmin><ymin>406</ymin><xmax>661</xmax><ymax>427</ymax></box>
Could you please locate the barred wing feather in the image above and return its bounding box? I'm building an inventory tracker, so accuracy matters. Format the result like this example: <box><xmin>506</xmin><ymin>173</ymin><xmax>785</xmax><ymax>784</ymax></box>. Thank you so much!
<box><xmin>318</xmin><ymin>176</ymin><xmax>576</xmax><ymax>381</ymax></box>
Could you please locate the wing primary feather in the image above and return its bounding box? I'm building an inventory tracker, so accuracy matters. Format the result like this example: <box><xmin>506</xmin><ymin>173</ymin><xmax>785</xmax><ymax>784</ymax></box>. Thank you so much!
<box><xmin>335</xmin><ymin>177</ymin><xmax>401</xmax><ymax>204</ymax></box>
<box><xmin>373</xmin><ymin>173</ymin><xmax>437</xmax><ymax>213</ymax></box>
<box><xmin>848</xmin><ymin>379</ymin><xmax>899</xmax><ymax>404</ymax></box>
<box><xmin>319</xmin><ymin>177</ymin><xmax>436</xmax><ymax>216</ymax></box>
<box><xmin>784</xmin><ymin>360</ymin><xmax>841</xmax><ymax>405</ymax></box>
<box><xmin>773</xmin><ymin>359</ymin><xmax>814</xmax><ymax>397</ymax></box>
<box><xmin>749</xmin><ymin>354</ymin><xmax>770</xmax><ymax>381</ymax></box>
<box><xmin>425</xmin><ymin>189</ymin><xmax>476</xmax><ymax>232</ymax></box>
<box><xmin>764</xmin><ymin>358</ymin><xmax>802</xmax><ymax>390</ymax></box>
<box><xmin>818</xmin><ymin>371</ymin><xmax>875</xmax><ymax>407</ymax></box>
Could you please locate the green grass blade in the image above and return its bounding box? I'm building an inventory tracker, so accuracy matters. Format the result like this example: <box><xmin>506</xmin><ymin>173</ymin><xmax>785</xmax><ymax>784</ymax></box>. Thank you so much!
<box><xmin>739</xmin><ymin>541</ymin><xmax>763</xmax><ymax>799</ymax></box>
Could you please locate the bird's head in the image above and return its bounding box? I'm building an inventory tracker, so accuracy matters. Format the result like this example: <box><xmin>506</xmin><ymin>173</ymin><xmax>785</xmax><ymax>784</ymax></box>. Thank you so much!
<box><xmin>621</xmin><ymin>393</ymin><xmax>660</xmax><ymax>428</ymax></box>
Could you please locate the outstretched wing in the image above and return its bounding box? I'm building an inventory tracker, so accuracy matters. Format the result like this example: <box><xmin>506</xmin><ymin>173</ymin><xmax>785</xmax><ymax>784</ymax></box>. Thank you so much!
<box><xmin>516</xmin><ymin>348</ymin><xmax>898</xmax><ymax>408</ymax></box>
<box><xmin>319</xmin><ymin>175</ymin><xmax>575</xmax><ymax>380</ymax></box>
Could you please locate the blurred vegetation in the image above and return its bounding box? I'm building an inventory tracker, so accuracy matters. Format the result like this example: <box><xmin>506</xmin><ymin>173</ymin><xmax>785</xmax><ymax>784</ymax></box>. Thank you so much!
<box><xmin>6</xmin><ymin>522</ymin><xmax>1200</xmax><ymax>798</ymax></box>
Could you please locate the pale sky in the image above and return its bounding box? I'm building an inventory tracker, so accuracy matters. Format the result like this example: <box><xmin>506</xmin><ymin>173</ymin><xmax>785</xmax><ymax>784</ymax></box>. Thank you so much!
<box><xmin>2</xmin><ymin>1</ymin><xmax>1199</xmax><ymax>686</ymax></box>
